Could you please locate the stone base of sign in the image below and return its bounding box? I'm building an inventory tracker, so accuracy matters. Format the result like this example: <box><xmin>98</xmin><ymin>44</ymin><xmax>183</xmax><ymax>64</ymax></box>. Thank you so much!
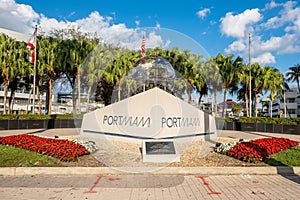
<box><xmin>142</xmin><ymin>140</ymin><xmax>180</xmax><ymax>163</ymax></box>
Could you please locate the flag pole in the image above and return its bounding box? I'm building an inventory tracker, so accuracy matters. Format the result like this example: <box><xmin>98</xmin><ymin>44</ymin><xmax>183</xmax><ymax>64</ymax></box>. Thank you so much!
<box><xmin>141</xmin><ymin>29</ymin><xmax>146</xmax><ymax>58</ymax></box>
<box><xmin>249</xmin><ymin>33</ymin><xmax>252</xmax><ymax>118</ymax></box>
<box><xmin>32</xmin><ymin>25</ymin><xmax>37</xmax><ymax>114</ymax></box>
<box><xmin>141</xmin><ymin>29</ymin><xmax>146</xmax><ymax>91</ymax></box>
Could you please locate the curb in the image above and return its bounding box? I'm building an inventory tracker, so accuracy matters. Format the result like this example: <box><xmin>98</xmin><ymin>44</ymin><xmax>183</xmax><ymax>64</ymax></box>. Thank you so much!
<box><xmin>1</xmin><ymin>167</ymin><xmax>300</xmax><ymax>176</ymax></box>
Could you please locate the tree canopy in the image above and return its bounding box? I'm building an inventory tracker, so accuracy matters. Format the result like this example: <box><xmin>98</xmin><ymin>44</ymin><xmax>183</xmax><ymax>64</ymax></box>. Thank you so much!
<box><xmin>0</xmin><ymin>28</ymin><xmax>290</xmax><ymax>117</ymax></box>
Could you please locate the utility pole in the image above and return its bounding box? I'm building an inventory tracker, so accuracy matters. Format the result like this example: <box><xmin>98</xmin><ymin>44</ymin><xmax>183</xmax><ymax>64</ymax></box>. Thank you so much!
<box><xmin>249</xmin><ymin>33</ymin><xmax>252</xmax><ymax>117</ymax></box>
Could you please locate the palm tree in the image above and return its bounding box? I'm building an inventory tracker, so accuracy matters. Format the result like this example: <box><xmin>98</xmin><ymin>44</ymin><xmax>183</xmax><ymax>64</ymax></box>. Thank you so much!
<box><xmin>0</xmin><ymin>34</ymin><xmax>28</xmax><ymax>114</ymax></box>
<box><xmin>250</xmin><ymin>63</ymin><xmax>284</xmax><ymax>117</ymax></box>
<box><xmin>236</xmin><ymin>64</ymin><xmax>251</xmax><ymax>116</ymax></box>
<box><xmin>201</xmin><ymin>57</ymin><xmax>223</xmax><ymax>114</ymax></box>
<box><xmin>215</xmin><ymin>53</ymin><xmax>242</xmax><ymax>118</ymax></box>
<box><xmin>37</xmin><ymin>36</ymin><xmax>59</xmax><ymax>114</ymax></box>
<box><xmin>263</xmin><ymin>67</ymin><xmax>284</xmax><ymax>116</ymax></box>
<box><xmin>286</xmin><ymin>64</ymin><xmax>300</xmax><ymax>92</ymax></box>
<box><xmin>250</xmin><ymin>63</ymin><xmax>263</xmax><ymax>117</ymax></box>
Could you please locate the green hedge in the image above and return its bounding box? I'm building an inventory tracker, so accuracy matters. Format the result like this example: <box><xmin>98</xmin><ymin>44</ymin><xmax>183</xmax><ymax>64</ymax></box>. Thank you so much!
<box><xmin>216</xmin><ymin>117</ymin><xmax>300</xmax><ymax>125</ymax></box>
<box><xmin>237</xmin><ymin>117</ymin><xmax>299</xmax><ymax>125</ymax></box>
<box><xmin>0</xmin><ymin>113</ymin><xmax>83</xmax><ymax>120</ymax></box>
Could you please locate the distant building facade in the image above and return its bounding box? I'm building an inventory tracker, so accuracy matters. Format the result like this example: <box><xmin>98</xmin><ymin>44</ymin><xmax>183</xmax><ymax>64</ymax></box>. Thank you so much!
<box><xmin>269</xmin><ymin>89</ymin><xmax>298</xmax><ymax>118</ymax></box>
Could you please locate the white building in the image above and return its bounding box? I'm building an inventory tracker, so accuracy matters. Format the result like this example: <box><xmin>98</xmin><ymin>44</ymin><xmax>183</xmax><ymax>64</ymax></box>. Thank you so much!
<box><xmin>269</xmin><ymin>89</ymin><xmax>298</xmax><ymax>118</ymax></box>
<box><xmin>0</xmin><ymin>89</ymin><xmax>46</xmax><ymax>114</ymax></box>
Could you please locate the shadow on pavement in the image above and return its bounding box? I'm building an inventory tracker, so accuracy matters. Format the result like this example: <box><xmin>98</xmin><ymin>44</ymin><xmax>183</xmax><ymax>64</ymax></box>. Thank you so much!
<box><xmin>276</xmin><ymin>166</ymin><xmax>300</xmax><ymax>185</ymax></box>
<box><xmin>0</xmin><ymin>175</ymin><xmax>185</xmax><ymax>188</ymax></box>
<box><xmin>27</xmin><ymin>129</ymin><xmax>48</xmax><ymax>134</ymax></box>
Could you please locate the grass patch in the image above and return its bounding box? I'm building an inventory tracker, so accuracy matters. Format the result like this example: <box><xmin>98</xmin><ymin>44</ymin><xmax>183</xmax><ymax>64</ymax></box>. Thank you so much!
<box><xmin>0</xmin><ymin>144</ymin><xmax>57</xmax><ymax>167</ymax></box>
<box><xmin>267</xmin><ymin>146</ymin><xmax>300</xmax><ymax>166</ymax></box>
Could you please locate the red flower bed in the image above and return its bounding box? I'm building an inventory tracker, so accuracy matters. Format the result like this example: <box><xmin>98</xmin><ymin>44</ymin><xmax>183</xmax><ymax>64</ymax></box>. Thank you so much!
<box><xmin>0</xmin><ymin>134</ymin><xmax>89</xmax><ymax>161</ymax></box>
<box><xmin>227</xmin><ymin>138</ymin><xmax>299</xmax><ymax>162</ymax></box>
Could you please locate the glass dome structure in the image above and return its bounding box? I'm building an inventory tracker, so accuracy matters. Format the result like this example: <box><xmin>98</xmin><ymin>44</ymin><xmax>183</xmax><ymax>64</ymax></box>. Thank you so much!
<box><xmin>131</xmin><ymin>56</ymin><xmax>176</xmax><ymax>80</ymax></box>
<box><xmin>111</xmin><ymin>56</ymin><xmax>190</xmax><ymax>103</ymax></box>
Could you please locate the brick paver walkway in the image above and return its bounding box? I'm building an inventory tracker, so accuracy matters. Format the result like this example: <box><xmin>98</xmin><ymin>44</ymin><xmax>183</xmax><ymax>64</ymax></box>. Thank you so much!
<box><xmin>0</xmin><ymin>174</ymin><xmax>299</xmax><ymax>200</ymax></box>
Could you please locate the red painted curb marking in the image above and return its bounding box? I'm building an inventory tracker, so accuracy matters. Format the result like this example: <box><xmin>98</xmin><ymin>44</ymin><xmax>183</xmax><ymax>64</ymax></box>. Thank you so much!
<box><xmin>84</xmin><ymin>175</ymin><xmax>104</xmax><ymax>193</ymax></box>
<box><xmin>108</xmin><ymin>178</ymin><xmax>121</xmax><ymax>181</ymax></box>
<box><xmin>195</xmin><ymin>176</ymin><xmax>221</xmax><ymax>195</ymax></box>
<box><xmin>84</xmin><ymin>176</ymin><xmax>122</xmax><ymax>194</ymax></box>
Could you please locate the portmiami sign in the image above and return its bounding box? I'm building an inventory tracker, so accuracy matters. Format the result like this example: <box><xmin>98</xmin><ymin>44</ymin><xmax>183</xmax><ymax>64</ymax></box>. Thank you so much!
<box><xmin>80</xmin><ymin>87</ymin><xmax>217</xmax><ymax>139</ymax></box>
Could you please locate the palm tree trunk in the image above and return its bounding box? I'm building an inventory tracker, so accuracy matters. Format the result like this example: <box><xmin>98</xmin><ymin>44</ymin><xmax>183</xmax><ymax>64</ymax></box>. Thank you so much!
<box><xmin>214</xmin><ymin>88</ymin><xmax>218</xmax><ymax>116</ymax></box>
<box><xmin>77</xmin><ymin>71</ymin><xmax>81</xmax><ymax>113</ymax></box>
<box><xmin>244</xmin><ymin>92</ymin><xmax>249</xmax><ymax>117</ymax></box>
<box><xmin>37</xmin><ymin>85</ymin><xmax>41</xmax><ymax>114</ymax></box>
<box><xmin>198</xmin><ymin>94</ymin><xmax>204</xmax><ymax>109</ymax></box>
<box><xmin>127</xmin><ymin>84</ymin><xmax>131</xmax><ymax>98</ymax></box>
<box><xmin>26</xmin><ymin>88</ymin><xmax>32</xmax><ymax>114</ymax></box>
<box><xmin>222</xmin><ymin>87</ymin><xmax>227</xmax><ymax>118</ymax></box>
<box><xmin>187</xmin><ymin>87</ymin><xmax>192</xmax><ymax>104</ymax></box>
<box><xmin>11</xmin><ymin>93</ymin><xmax>15</xmax><ymax>114</ymax></box>
<box><xmin>255</xmin><ymin>93</ymin><xmax>259</xmax><ymax>117</ymax></box>
<box><xmin>86</xmin><ymin>84</ymin><xmax>93</xmax><ymax>112</ymax></box>
<box><xmin>117</xmin><ymin>83</ymin><xmax>121</xmax><ymax>102</ymax></box>
<box><xmin>48</xmin><ymin>79</ymin><xmax>54</xmax><ymax>115</ymax></box>
<box><xmin>3</xmin><ymin>80</ymin><xmax>9</xmax><ymax>114</ymax></box>
<box><xmin>8</xmin><ymin>89</ymin><xmax>16</xmax><ymax>114</ymax></box>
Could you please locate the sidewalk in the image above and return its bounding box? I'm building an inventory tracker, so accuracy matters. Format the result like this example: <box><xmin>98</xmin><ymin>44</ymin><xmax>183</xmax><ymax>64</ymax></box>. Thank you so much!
<box><xmin>1</xmin><ymin>174</ymin><xmax>300</xmax><ymax>199</ymax></box>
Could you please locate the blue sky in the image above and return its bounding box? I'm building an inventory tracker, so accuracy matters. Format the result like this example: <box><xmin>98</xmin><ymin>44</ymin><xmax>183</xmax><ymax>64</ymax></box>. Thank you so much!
<box><xmin>1</xmin><ymin>0</ymin><xmax>300</xmax><ymax>75</ymax></box>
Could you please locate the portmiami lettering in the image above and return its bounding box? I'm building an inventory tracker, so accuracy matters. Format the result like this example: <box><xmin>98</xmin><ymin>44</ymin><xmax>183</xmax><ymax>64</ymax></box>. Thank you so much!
<box><xmin>161</xmin><ymin>117</ymin><xmax>201</xmax><ymax>128</ymax></box>
<box><xmin>103</xmin><ymin>115</ymin><xmax>151</xmax><ymax>127</ymax></box>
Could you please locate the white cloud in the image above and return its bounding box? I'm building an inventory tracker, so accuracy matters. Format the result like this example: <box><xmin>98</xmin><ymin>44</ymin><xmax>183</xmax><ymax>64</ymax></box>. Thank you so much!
<box><xmin>196</xmin><ymin>8</ymin><xmax>210</xmax><ymax>19</ymax></box>
<box><xmin>252</xmin><ymin>52</ymin><xmax>275</xmax><ymax>65</ymax></box>
<box><xmin>0</xmin><ymin>0</ymin><xmax>168</xmax><ymax>50</ymax></box>
<box><xmin>264</xmin><ymin>0</ymin><xmax>281</xmax><ymax>10</ymax></box>
<box><xmin>262</xmin><ymin>16</ymin><xmax>282</xmax><ymax>29</ymax></box>
<box><xmin>224</xmin><ymin>40</ymin><xmax>246</xmax><ymax>53</ymax></box>
<box><xmin>39</xmin><ymin>15</ymin><xmax>76</xmax><ymax>34</ymax></box>
<box><xmin>223</xmin><ymin>2</ymin><xmax>300</xmax><ymax>66</ymax></box>
<box><xmin>220</xmin><ymin>8</ymin><xmax>262</xmax><ymax>38</ymax></box>
<box><xmin>261</xmin><ymin>1</ymin><xmax>300</xmax><ymax>32</ymax></box>
<box><xmin>0</xmin><ymin>0</ymin><xmax>39</xmax><ymax>34</ymax></box>
<box><xmin>263</xmin><ymin>34</ymin><xmax>300</xmax><ymax>54</ymax></box>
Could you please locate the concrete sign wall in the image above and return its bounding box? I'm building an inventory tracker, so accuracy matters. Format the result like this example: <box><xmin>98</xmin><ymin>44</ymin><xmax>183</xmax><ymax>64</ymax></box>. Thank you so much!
<box><xmin>80</xmin><ymin>87</ymin><xmax>216</xmax><ymax>139</ymax></box>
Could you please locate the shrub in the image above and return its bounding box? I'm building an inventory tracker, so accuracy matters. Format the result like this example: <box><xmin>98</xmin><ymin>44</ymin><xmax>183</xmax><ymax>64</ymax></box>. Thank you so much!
<box><xmin>227</xmin><ymin>138</ymin><xmax>299</xmax><ymax>162</ymax></box>
<box><xmin>0</xmin><ymin>134</ymin><xmax>89</xmax><ymax>161</ymax></box>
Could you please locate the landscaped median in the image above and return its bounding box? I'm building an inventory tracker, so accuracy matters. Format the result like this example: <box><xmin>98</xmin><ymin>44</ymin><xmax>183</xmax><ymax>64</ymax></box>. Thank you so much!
<box><xmin>0</xmin><ymin>134</ymin><xmax>300</xmax><ymax>176</ymax></box>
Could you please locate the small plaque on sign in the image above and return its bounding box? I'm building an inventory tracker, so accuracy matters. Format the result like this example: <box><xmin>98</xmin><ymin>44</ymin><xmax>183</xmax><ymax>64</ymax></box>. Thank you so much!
<box><xmin>145</xmin><ymin>141</ymin><xmax>176</xmax><ymax>155</ymax></box>
<box><xmin>142</xmin><ymin>140</ymin><xmax>180</xmax><ymax>163</ymax></box>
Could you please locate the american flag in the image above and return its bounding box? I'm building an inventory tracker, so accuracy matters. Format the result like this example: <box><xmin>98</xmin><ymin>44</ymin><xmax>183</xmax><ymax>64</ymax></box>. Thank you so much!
<box><xmin>26</xmin><ymin>28</ymin><xmax>37</xmax><ymax>64</ymax></box>
<box><xmin>141</xmin><ymin>30</ymin><xmax>146</xmax><ymax>58</ymax></box>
